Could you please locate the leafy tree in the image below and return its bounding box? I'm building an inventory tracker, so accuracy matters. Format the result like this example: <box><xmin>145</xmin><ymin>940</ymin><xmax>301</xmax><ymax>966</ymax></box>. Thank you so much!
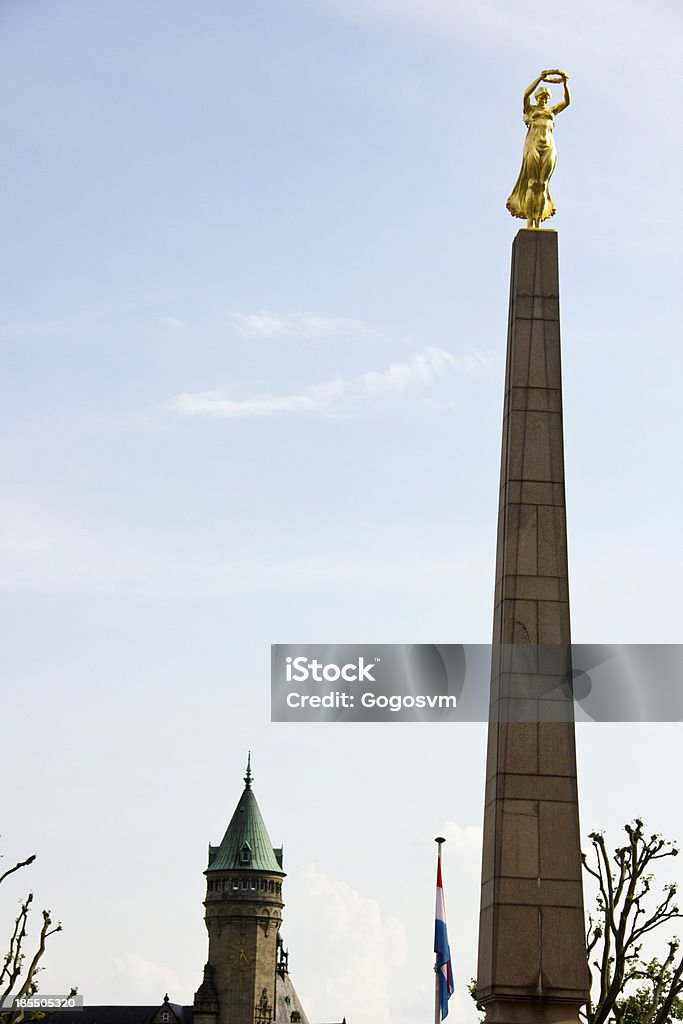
<box><xmin>619</xmin><ymin>956</ymin><xmax>683</xmax><ymax>1024</ymax></box>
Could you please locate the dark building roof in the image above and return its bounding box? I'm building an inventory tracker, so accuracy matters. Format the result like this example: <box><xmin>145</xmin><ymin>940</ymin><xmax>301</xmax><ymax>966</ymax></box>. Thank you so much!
<box><xmin>275</xmin><ymin>971</ymin><xmax>309</xmax><ymax>1024</ymax></box>
<box><xmin>22</xmin><ymin>1008</ymin><xmax>191</xmax><ymax>1024</ymax></box>
<box><xmin>32</xmin><ymin>1006</ymin><xmax>345</xmax><ymax>1024</ymax></box>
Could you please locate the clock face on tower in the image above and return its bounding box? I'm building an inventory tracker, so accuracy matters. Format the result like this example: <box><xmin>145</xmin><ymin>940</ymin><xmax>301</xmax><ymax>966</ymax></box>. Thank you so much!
<box><xmin>228</xmin><ymin>944</ymin><xmax>252</xmax><ymax>970</ymax></box>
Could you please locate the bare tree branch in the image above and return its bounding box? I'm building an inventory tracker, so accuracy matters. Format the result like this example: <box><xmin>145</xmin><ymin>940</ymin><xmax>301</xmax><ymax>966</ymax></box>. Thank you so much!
<box><xmin>0</xmin><ymin>857</ymin><xmax>36</xmax><ymax>889</ymax></box>
<box><xmin>1</xmin><ymin>844</ymin><xmax>68</xmax><ymax>1024</ymax></box>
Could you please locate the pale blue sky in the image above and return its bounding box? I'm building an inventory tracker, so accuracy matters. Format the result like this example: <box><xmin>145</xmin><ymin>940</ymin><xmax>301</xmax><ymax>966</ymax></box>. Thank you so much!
<box><xmin>1</xmin><ymin>2</ymin><xmax>682</xmax><ymax>1023</ymax></box>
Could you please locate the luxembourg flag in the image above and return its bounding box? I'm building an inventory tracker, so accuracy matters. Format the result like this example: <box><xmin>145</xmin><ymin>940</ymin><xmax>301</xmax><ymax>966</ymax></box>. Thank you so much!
<box><xmin>434</xmin><ymin>839</ymin><xmax>455</xmax><ymax>1020</ymax></box>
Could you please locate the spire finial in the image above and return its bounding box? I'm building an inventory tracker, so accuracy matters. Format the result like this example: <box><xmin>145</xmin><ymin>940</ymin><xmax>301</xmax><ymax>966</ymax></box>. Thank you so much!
<box><xmin>244</xmin><ymin>751</ymin><xmax>253</xmax><ymax>789</ymax></box>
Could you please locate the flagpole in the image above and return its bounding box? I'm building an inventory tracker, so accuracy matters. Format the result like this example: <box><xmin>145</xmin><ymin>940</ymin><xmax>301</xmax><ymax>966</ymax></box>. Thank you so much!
<box><xmin>435</xmin><ymin>837</ymin><xmax>445</xmax><ymax>1024</ymax></box>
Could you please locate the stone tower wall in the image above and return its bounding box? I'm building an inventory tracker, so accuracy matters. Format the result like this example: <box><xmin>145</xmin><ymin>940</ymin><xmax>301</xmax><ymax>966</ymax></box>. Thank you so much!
<box><xmin>203</xmin><ymin>872</ymin><xmax>284</xmax><ymax>1024</ymax></box>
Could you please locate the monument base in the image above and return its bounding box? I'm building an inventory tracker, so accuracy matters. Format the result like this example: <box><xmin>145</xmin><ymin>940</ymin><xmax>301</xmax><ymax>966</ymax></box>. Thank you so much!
<box><xmin>481</xmin><ymin>996</ymin><xmax>584</xmax><ymax>1024</ymax></box>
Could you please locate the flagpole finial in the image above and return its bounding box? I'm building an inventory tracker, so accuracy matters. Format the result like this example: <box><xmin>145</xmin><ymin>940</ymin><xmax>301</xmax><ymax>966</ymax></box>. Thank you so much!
<box><xmin>435</xmin><ymin>836</ymin><xmax>446</xmax><ymax>845</ymax></box>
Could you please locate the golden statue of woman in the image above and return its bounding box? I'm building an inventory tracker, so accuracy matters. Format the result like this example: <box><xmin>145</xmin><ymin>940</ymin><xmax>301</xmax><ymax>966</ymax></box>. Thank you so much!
<box><xmin>507</xmin><ymin>69</ymin><xmax>571</xmax><ymax>229</ymax></box>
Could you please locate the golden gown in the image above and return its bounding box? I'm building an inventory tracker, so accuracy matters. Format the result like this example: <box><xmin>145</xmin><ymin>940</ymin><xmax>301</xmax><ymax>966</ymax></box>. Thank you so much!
<box><xmin>506</xmin><ymin>106</ymin><xmax>557</xmax><ymax>221</ymax></box>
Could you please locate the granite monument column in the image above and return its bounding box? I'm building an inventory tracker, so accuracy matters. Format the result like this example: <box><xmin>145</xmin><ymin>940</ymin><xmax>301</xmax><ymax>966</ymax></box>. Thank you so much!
<box><xmin>475</xmin><ymin>228</ymin><xmax>590</xmax><ymax>1024</ymax></box>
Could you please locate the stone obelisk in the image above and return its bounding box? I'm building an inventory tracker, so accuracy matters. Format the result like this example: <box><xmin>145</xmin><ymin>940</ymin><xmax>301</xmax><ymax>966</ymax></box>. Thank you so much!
<box><xmin>476</xmin><ymin>229</ymin><xmax>590</xmax><ymax>1024</ymax></box>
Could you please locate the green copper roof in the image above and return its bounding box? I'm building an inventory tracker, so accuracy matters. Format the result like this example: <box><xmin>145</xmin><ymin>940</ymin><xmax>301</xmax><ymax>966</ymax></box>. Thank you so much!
<box><xmin>207</xmin><ymin>755</ymin><xmax>285</xmax><ymax>876</ymax></box>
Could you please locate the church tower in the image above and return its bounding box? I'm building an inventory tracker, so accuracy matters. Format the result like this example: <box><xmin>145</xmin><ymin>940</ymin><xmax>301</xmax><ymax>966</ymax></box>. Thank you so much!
<box><xmin>194</xmin><ymin>755</ymin><xmax>286</xmax><ymax>1024</ymax></box>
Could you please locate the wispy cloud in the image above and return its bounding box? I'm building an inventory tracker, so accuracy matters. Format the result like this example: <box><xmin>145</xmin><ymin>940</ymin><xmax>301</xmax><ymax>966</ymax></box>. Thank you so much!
<box><xmin>227</xmin><ymin>310</ymin><xmax>382</xmax><ymax>341</ymax></box>
<box><xmin>104</xmin><ymin>954</ymin><xmax>197</xmax><ymax>1004</ymax></box>
<box><xmin>159</xmin><ymin>315</ymin><xmax>185</xmax><ymax>330</ymax></box>
<box><xmin>168</xmin><ymin>346</ymin><xmax>489</xmax><ymax>420</ymax></box>
<box><xmin>286</xmin><ymin>864</ymin><xmax>407</xmax><ymax>1024</ymax></box>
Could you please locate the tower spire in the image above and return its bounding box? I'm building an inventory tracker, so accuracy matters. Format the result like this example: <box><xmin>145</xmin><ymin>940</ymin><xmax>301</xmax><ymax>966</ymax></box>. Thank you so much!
<box><xmin>195</xmin><ymin>760</ymin><xmax>286</xmax><ymax>1024</ymax></box>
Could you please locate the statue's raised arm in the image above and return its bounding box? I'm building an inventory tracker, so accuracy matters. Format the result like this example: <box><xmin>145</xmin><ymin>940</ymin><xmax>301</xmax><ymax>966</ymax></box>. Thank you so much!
<box><xmin>507</xmin><ymin>69</ymin><xmax>571</xmax><ymax>229</ymax></box>
<box><xmin>550</xmin><ymin>70</ymin><xmax>571</xmax><ymax>114</ymax></box>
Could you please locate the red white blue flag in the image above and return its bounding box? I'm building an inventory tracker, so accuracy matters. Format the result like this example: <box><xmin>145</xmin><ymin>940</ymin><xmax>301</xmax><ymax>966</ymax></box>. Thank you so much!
<box><xmin>434</xmin><ymin>845</ymin><xmax>455</xmax><ymax>1019</ymax></box>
